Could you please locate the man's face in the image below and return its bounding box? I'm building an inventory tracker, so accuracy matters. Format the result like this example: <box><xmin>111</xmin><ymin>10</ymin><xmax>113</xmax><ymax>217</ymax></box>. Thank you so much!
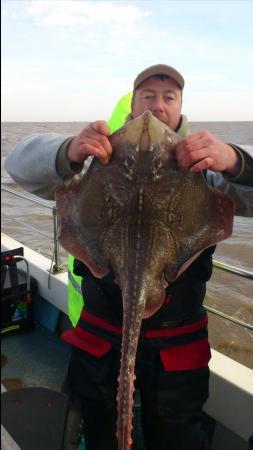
<box><xmin>131</xmin><ymin>76</ymin><xmax>182</xmax><ymax>130</ymax></box>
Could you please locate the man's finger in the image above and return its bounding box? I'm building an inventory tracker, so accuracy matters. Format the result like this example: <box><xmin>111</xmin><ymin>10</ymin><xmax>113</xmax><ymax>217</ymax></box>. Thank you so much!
<box><xmin>182</xmin><ymin>131</ymin><xmax>210</xmax><ymax>144</ymax></box>
<box><xmin>176</xmin><ymin>139</ymin><xmax>210</xmax><ymax>165</ymax></box>
<box><xmin>178</xmin><ymin>148</ymin><xmax>210</xmax><ymax>170</ymax></box>
<box><xmin>84</xmin><ymin>124</ymin><xmax>112</xmax><ymax>154</ymax></box>
<box><xmin>79</xmin><ymin>142</ymin><xmax>110</xmax><ymax>165</ymax></box>
<box><xmin>91</xmin><ymin>120</ymin><xmax>111</xmax><ymax>136</ymax></box>
<box><xmin>190</xmin><ymin>157</ymin><xmax>213</xmax><ymax>173</ymax></box>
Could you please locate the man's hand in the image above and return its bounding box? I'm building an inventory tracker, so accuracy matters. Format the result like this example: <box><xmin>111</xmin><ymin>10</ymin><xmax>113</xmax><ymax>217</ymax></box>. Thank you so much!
<box><xmin>67</xmin><ymin>121</ymin><xmax>112</xmax><ymax>165</ymax></box>
<box><xmin>176</xmin><ymin>131</ymin><xmax>242</xmax><ymax>176</ymax></box>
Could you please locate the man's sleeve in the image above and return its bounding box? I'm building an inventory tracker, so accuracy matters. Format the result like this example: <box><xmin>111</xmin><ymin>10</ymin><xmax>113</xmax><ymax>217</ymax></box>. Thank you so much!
<box><xmin>206</xmin><ymin>145</ymin><xmax>253</xmax><ymax>217</ymax></box>
<box><xmin>222</xmin><ymin>144</ymin><xmax>253</xmax><ymax>186</ymax></box>
<box><xmin>5</xmin><ymin>133</ymin><xmax>71</xmax><ymax>200</ymax></box>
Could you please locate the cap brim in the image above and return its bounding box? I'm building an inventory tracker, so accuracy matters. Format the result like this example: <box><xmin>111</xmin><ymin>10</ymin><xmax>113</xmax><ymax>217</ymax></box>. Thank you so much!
<box><xmin>134</xmin><ymin>64</ymin><xmax>184</xmax><ymax>90</ymax></box>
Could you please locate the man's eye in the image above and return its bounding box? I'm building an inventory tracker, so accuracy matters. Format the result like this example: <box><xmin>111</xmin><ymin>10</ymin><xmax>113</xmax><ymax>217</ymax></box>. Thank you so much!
<box><xmin>164</xmin><ymin>96</ymin><xmax>173</xmax><ymax>102</ymax></box>
<box><xmin>143</xmin><ymin>95</ymin><xmax>154</xmax><ymax>101</ymax></box>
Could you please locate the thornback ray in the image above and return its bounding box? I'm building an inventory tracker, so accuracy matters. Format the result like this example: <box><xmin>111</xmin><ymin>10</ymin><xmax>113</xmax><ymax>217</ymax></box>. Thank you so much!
<box><xmin>55</xmin><ymin>110</ymin><xmax>234</xmax><ymax>450</ymax></box>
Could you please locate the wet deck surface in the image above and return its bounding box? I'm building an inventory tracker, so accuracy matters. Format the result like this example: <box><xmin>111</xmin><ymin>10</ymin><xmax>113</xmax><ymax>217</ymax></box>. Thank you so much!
<box><xmin>1</xmin><ymin>324</ymin><xmax>71</xmax><ymax>392</ymax></box>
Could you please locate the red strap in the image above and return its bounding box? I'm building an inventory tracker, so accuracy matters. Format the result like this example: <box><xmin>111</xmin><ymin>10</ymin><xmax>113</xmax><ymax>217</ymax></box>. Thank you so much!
<box><xmin>160</xmin><ymin>337</ymin><xmax>211</xmax><ymax>371</ymax></box>
<box><xmin>61</xmin><ymin>328</ymin><xmax>112</xmax><ymax>357</ymax></box>
<box><xmin>145</xmin><ymin>316</ymin><xmax>208</xmax><ymax>338</ymax></box>
<box><xmin>80</xmin><ymin>312</ymin><xmax>207</xmax><ymax>340</ymax></box>
<box><xmin>81</xmin><ymin>311</ymin><xmax>122</xmax><ymax>335</ymax></box>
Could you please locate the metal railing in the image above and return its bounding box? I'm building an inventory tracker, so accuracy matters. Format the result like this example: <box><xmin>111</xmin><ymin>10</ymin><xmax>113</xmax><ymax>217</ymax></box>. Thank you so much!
<box><xmin>213</xmin><ymin>259</ymin><xmax>253</xmax><ymax>280</ymax></box>
<box><xmin>1</xmin><ymin>186</ymin><xmax>62</xmax><ymax>274</ymax></box>
<box><xmin>1</xmin><ymin>185</ymin><xmax>253</xmax><ymax>329</ymax></box>
<box><xmin>205</xmin><ymin>305</ymin><xmax>253</xmax><ymax>331</ymax></box>
<box><xmin>211</xmin><ymin>259</ymin><xmax>253</xmax><ymax>330</ymax></box>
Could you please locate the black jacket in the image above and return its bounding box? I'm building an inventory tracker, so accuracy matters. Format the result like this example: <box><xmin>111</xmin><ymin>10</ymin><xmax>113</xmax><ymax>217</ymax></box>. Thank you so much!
<box><xmin>73</xmin><ymin>245</ymin><xmax>215</xmax><ymax>330</ymax></box>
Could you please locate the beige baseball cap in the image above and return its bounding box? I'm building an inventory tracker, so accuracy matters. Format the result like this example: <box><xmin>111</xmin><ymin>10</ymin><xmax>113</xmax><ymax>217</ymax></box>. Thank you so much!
<box><xmin>133</xmin><ymin>64</ymin><xmax>185</xmax><ymax>90</ymax></box>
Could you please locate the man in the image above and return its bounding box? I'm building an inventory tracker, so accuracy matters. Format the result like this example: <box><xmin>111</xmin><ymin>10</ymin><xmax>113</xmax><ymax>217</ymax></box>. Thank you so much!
<box><xmin>5</xmin><ymin>64</ymin><xmax>253</xmax><ymax>450</ymax></box>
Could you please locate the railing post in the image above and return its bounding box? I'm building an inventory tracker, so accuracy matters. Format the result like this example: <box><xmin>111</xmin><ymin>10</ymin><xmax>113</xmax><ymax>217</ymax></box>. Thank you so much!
<box><xmin>52</xmin><ymin>207</ymin><xmax>63</xmax><ymax>274</ymax></box>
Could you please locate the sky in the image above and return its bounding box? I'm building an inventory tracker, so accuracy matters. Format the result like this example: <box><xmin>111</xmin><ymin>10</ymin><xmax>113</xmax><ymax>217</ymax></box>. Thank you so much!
<box><xmin>2</xmin><ymin>0</ymin><xmax>253</xmax><ymax>122</ymax></box>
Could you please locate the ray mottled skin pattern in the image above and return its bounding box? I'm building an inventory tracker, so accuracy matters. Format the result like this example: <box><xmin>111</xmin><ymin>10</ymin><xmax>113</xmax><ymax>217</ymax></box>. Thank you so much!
<box><xmin>55</xmin><ymin>111</ymin><xmax>234</xmax><ymax>450</ymax></box>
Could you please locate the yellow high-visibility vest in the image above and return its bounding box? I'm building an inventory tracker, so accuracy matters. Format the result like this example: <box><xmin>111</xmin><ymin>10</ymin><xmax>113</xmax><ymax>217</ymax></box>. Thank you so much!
<box><xmin>67</xmin><ymin>93</ymin><xmax>132</xmax><ymax>326</ymax></box>
<box><xmin>67</xmin><ymin>254</ymin><xmax>84</xmax><ymax>327</ymax></box>
<box><xmin>108</xmin><ymin>92</ymin><xmax>132</xmax><ymax>133</ymax></box>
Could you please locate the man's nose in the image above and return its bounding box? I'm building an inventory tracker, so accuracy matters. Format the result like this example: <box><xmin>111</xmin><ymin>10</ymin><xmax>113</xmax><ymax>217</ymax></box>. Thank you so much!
<box><xmin>151</xmin><ymin>97</ymin><xmax>164</xmax><ymax>114</ymax></box>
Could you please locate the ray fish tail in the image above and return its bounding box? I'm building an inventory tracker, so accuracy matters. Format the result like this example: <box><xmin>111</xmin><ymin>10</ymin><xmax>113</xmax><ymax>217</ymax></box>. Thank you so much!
<box><xmin>116</xmin><ymin>282</ymin><xmax>146</xmax><ymax>450</ymax></box>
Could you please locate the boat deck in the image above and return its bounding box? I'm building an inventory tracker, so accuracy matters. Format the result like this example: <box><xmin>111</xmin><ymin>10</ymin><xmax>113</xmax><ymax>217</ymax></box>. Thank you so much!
<box><xmin>1</xmin><ymin>323</ymin><xmax>71</xmax><ymax>392</ymax></box>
